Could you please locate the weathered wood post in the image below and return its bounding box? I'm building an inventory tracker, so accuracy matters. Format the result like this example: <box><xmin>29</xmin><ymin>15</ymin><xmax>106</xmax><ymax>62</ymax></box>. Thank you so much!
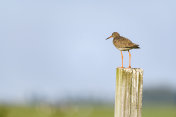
<box><xmin>114</xmin><ymin>68</ymin><xmax>143</xmax><ymax>117</ymax></box>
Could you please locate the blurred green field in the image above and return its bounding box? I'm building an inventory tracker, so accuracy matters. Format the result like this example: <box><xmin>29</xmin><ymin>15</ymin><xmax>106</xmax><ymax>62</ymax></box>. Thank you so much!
<box><xmin>0</xmin><ymin>105</ymin><xmax>176</xmax><ymax>117</ymax></box>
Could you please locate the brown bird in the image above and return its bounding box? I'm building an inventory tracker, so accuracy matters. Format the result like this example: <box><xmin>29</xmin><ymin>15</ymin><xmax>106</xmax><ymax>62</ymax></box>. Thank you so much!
<box><xmin>106</xmin><ymin>32</ymin><xmax>140</xmax><ymax>68</ymax></box>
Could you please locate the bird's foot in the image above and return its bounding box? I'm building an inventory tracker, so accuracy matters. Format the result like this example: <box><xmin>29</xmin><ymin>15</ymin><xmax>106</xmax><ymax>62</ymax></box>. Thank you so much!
<box><xmin>119</xmin><ymin>66</ymin><xmax>124</xmax><ymax>68</ymax></box>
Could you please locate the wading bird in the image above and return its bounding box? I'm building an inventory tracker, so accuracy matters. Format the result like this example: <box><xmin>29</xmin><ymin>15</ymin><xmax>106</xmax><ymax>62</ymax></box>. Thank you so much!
<box><xmin>106</xmin><ymin>32</ymin><xmax>140</xmax><ymax>68</ymax></box>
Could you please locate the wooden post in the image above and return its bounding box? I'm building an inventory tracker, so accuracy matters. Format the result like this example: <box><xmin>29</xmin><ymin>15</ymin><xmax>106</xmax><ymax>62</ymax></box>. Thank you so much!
<box><xmin>114</xmin><ymin>68</ymin><xmax>143</xmax><ymax>117</ymax></box>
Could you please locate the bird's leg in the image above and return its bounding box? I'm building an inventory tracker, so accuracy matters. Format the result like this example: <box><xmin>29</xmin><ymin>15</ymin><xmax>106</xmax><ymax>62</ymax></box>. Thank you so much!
<box><xmin>128</xmin><ymin>50</ymin><xmax>131</xmax><ymax>68</ymax></box>
<box><xmin>120</xmin><ymin>51</ymin><xmax>124</xmax><ymax>68</ymax></box>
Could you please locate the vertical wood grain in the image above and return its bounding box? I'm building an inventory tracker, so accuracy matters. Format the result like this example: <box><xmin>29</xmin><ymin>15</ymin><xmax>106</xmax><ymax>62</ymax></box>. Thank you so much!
<box><xmin>114</xmin><ymin>68</ymin><xmax>143</xmax><ymax>117</ymax></box>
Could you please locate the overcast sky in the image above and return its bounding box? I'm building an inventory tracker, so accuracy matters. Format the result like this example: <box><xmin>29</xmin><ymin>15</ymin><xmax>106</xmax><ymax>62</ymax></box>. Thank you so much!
<box><xmin>0</xmin><ymin>0</ymin><xmax>176</xmax><ymax>102</ymax></box>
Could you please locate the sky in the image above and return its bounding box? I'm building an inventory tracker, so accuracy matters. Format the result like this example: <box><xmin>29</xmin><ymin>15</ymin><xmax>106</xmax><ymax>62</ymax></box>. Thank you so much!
<box><xmin>0</xmin><ymin>0</ymin><xmax>176</xmax><ymax>102</ymax></box>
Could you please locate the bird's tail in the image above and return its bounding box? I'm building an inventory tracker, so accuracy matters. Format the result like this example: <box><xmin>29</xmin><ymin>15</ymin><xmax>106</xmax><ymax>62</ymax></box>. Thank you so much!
<box><xmin>132</xmin><ymin>44</ymin><xmax>140</xmax><ymax>49</ymax></box>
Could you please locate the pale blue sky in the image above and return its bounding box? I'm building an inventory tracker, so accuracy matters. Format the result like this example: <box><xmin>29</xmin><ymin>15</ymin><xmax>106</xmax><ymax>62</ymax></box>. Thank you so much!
<box><xmin>0</xmin><ymin>0</ymin><xmax>176</xmax><ymax>102</ymax></box>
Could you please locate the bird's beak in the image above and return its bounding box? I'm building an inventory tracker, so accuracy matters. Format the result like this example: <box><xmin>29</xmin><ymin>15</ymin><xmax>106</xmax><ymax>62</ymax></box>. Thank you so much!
<box><xmin>106</xmin><ymin>36</ymin><xmax>112</xmax><ymax>40</ymax></box>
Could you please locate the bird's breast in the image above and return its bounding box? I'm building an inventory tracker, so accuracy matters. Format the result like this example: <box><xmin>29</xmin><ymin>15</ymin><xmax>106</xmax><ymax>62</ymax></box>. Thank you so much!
<box><xmin>113</xmin><ymin>38</ymin><xmax>130</xmax><ymax>51</ymax></box>
<box><xmin>113</xmin><ymin>39</ymin><xmax>119</xmax><ymax>48</ymax></box>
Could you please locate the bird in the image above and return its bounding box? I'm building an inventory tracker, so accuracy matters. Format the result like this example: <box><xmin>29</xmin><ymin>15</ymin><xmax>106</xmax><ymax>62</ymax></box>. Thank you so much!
<box><xmin>106</xmin><ymin>32</ymin><xmax>140</xmax><ymax>68</ymax></box>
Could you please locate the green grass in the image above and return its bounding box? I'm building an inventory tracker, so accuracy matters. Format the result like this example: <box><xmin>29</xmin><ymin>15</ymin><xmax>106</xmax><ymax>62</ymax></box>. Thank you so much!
<box><xmin>143</xmin><ymin>106</ymin><xmax>176</xmax><ymax>117</ymax></box>
<box><xmin>0</xmin><ymin>105</ymin><xmax>176</xmax><ymax>117</ymax></box>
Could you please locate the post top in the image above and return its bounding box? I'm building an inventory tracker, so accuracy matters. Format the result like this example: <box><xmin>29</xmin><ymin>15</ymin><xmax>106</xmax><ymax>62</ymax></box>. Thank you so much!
<box><xmin>116</xmin><ymin>68</ymin><xmax>143</xmax><ymax>74</ymax></box>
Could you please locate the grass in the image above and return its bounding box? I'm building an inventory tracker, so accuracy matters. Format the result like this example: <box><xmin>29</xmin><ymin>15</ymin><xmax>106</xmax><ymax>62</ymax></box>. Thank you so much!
<box><xmin>142</xmin><ymin>106</ymin><xmax>176</xmax><ymax>117</ymax></box>
<box><xmin>0</xmin><ymin>105</ymin><xmax>176</xmax><ymax>117</ymax></box>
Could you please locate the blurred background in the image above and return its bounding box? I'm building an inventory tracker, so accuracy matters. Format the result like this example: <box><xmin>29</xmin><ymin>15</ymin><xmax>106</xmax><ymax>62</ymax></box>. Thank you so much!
<box><xmin>0</xmin><ymin>0</ymin><xmax>176</xmax><ymax>117</ymax></box>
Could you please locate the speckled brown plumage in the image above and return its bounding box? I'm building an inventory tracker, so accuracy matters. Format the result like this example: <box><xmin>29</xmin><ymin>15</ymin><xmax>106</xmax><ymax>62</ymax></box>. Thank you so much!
<box><xmin>111</xmin><ymin>32</ymin><xmax>139</xmax><ymax>51</ymax></box>
<box><xmin>106</xmin><ymin>32</ymin><xmax>140</xmax><ymax>68</ymax></box>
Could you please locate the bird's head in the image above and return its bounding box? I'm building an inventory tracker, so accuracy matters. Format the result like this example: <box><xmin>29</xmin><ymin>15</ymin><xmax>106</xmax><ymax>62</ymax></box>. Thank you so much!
<box><xmin>106</xmin><ymin>32</ymin><xmax>120</xmax><ymax>40</ymax></box>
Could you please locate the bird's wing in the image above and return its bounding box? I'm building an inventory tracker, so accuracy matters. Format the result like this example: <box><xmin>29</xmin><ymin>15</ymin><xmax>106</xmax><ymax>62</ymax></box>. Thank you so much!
<box><xmin>117</xmin><ymin>37</ymin><xmax>136</xmax><ymax>48</ymax></box>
